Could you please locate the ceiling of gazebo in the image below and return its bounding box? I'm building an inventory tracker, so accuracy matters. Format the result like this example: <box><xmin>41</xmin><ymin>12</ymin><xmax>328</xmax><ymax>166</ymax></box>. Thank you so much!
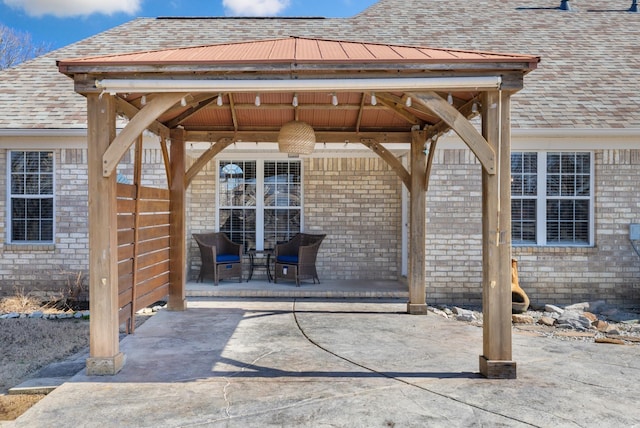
<box><xmin>58</xmin><ymin>37</ymin><xmax>539</xmax><ymax>143</ymax></box>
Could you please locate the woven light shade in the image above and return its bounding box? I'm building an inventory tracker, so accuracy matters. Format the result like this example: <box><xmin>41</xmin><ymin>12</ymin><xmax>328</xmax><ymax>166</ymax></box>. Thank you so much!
<box><xmin>277</xmin><ymin>120</ymin><xmax>316</xmax><ymax>155</ymax></box>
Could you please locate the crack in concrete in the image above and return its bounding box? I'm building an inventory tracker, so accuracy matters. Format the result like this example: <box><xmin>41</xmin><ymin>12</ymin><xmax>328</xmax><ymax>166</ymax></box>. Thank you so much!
<box><xmin>221</xmin><ymin>350</ymin><xmax>277</xmax><ymax>419</ymax></box>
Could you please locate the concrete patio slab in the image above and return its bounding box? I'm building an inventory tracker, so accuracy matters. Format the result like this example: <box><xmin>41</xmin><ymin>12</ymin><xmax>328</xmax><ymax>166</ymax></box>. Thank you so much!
<box><xmin>9</xmin><ymin>298</ymin><xmax>640</xmax><ymax>427</ymax></box>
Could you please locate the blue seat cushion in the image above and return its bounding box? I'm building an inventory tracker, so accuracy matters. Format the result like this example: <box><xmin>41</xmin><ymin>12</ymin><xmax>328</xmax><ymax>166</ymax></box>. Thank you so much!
<box><xmin>277</xmin><ymin>255</ymin><xmax>298</xmax><ymax>264</ymax></box>
<box><xmin>216</xmin><ymin>254</ymin><xmax>240</xmax><ymax>263</ymax></box>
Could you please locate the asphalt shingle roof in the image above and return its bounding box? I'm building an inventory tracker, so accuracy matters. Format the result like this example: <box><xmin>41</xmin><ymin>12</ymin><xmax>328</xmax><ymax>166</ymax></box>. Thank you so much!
<box><xmin>1</xmin><ymin>0</ymin><xmax>638</xmax><ymax>129</ymax></box>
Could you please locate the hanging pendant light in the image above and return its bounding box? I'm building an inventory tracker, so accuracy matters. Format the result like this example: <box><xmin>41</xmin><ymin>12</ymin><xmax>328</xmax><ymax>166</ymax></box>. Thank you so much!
<box><xmin>277</xmin><ymin>120</ymin><xmax>316</xmax><ymax>155</ymax></box>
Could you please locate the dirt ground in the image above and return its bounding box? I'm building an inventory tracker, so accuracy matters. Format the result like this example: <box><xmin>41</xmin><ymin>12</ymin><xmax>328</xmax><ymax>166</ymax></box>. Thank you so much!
<box><xmin>0</xmin><ymin>292</ymin><xmax>158</xmax><ymax>421</ymax></box>
<box><xmin>0</xmin><ymin>294</ymin><xmax>90</xmax><ymax>421</ymax></box>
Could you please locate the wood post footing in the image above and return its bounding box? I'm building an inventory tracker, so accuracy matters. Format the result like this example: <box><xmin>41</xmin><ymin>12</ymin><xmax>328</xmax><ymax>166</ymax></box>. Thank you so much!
<box><xmin>407</xmin><ymin>303</ymin><xmax>429</xmax><ymax>315</ymax></box>
<box><xmin>168</xmin><ymin>298</ymin><xmax>187</xmax><ymax>311</ymax></box>
<box><xmin>479</xmin><ymin>355</ymin><xmax>516</xmax><ymax>379</ymax></box>
<box><xmin>86</xmin><ymin>352</ymin><xmax>125</xmax><ymax>376</ymax></box>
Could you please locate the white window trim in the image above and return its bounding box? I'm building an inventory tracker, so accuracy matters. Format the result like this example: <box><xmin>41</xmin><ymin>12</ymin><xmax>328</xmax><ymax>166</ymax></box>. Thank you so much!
<box><xmin>215</xmin><ymin>158</ymin><xmax>304</xmax><ymax>251</ymax></box>
<box><xmin>513</xmin><ymin>151</ymin><xmax>594</xmax><ymax>247</ymax></box>
<box><xmin>6</xmin><ymin>150</ymin><xmax>56</xmax><ymax>244</ymax></box>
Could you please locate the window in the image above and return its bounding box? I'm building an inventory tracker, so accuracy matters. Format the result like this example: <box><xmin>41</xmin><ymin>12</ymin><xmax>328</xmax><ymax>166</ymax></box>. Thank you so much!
<box><xmin>218</xmin><ymin>160</ymin><xmax>301</xmax><ymax>251</ymax></box>
<box><xmin>511</xmin><ymin>152</ymin><xmax>592</xmax><ymax>246</ymax></box>
<box><xmin>8</xmin><ymin>151</ymin><xmax>54</xmax><ymax>243</ymax></box>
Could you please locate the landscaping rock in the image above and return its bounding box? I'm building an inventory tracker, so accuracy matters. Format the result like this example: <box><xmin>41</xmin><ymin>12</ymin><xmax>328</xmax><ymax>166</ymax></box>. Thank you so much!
<box><xmin>1</xmin><ymin>312</ymin><xmax>20</xmax><ymax>319</ymax></box>
<box><xmin>512</xmin><ymin>314</ymin><xmax>534</xmax><ymax>324</ymax></box>
<box><xmin>565</xmin><ymin>300</ymin><xmax>607</xmax><ymax>314</ymax></box>
<box><xmin>556</xmin><ymin>311</ymin><xmax>592</xmax><ymax>331</ymax></box>
<box><xmin>28</xmin><ymin>311</ymin><xmax>44</xmax><ymax>319</ymax></box>
<box><xmin>595</xmin><ymin>337</ymin><xmax>625</xmax><ymax>345</ymax></box>
<box><xmin>544</xmin><ymin>304</ymin><xmax>564</xmax><ymax>315</ymax></box>
<box><xmin>538</xmin><ymin>316</ymin><xmax>556</xmax><ymax>327</ymax></box>
<box><xmin>594</xmin><ymin>320</ymin><xmax>609</xmax><ymax>332</ymax></box>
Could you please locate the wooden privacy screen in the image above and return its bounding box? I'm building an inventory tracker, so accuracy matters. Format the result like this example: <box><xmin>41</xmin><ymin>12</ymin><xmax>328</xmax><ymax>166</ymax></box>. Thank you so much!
<box><xmin>117</xmin><ymin>183</ymin><xmax>171</xmax><ymax>332</ymax></box>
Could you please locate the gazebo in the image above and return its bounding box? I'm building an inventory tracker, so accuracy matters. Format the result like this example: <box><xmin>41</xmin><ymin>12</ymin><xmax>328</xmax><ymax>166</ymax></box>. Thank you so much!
<box><xmin>57</xmin><ymin>37</ymin><xmax>539</xmax><ymax>378</ymax></box>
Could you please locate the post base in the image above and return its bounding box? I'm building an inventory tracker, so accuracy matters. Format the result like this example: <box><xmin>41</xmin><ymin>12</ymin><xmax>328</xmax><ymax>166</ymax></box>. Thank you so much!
<box><xmin>479</xmin><ymin>355</ymin><xmax>516</xmax><ymax>379</ymax></box>
<box><xmin>168</xmin><ymin>297</ymin><xmax>187</xmax><ymax>311</ymax></box>
<box><xmin>407</xmin><ymin>303</ymin><xmax>429</xmax><ymax>315</ymax></box>
<box><xmin>86</xmin><ymin>352</ymin><xmax>125</xmax><ymax>376</ymax></box>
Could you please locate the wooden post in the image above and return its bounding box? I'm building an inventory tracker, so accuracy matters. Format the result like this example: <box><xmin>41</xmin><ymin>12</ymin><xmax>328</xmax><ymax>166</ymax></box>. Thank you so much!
<box><xmin>86</xmin><ymin>93</ymin><xmax>124</xmax><ymax>375</ymax></box>
<box><xmin>168</xmin><ymin>128</ymin><xmax>187</xmax><ymax>311</ymax></box>
<box><xmin>407</xmin><ymin>131</ymin><xmax>428</xmax><ymax>314</ymax></box>
<box><xmin>479</xmin><ymin>91</ymin><xmax>516</xmax><ymax>379</ymax></box>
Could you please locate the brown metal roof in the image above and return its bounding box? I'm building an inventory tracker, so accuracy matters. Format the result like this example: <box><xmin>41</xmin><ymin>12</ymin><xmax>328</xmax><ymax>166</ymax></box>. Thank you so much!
<box><xmin>56</xmin><ymin>36</ymin><xmax>539</xmax><ymax>142</ymax></box>
<box><xmin>58</xmin><ymin>36</ymin><xmax>540</xmax><ymax>67</ymax></box>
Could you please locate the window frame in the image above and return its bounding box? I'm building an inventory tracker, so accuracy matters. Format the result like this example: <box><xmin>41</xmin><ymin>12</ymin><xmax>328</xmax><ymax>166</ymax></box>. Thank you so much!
<box><xmin>511</xmin><ymin>151</ymin><xmax>594</xmax><ymax>247</ymax></box>
<box><xmin>216</xmin><ymin>158</ymin><xmax>303</xmax><ymax>251</ymax></box>
<box><xmin>7</xmin><ymin>150</ymin><xmax>56</xmax><ymax>244</ymax></box>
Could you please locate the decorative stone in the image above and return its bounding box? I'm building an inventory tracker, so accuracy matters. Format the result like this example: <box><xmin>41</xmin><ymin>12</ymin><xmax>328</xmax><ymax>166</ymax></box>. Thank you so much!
<box><xmin>545</xmin><ymin>304</ymin><xmax>564</xmax><ymax>315</ymax></box>
<box><xmin>538</xmin><ymin>316</ymin><xmax>556</xmax><ymax>326</ymax></box>
<box><xmin>453</xmin><ymin>307</ymin><xmax>476</xmax><ymax>319</ymax></box>
<box><xmin>564</xmin><ymin>302</ymin><xmax>590</xmax><ymax>312</ymax></box>
<box><xmin>28</xmin><ymin>311</ymin><xmax>44</xmax><ymax>318</ymax></box>
<box><xmin>1</xmin><ymin>312</ymin><xmax>20</xmax><ymax>319</ymax></box>
<box><xmin>556</xmin><ymin>310</ymin><xmax>592</xmax><ymax>331</ymax></box>
<box><xmin>594</xmin><ymin>320</ymin><xmax>610</xmax><ymax>332</ymax></box>
<box><xmin>512</xmin><ymin>314</ymin><xmax>534</xmax><ymax>324</ymax></box>
<box><xmin>595</xmin><ymin>337</ymin><xmax>625</xmax><ymax>345</ymax></box>
<box><xmin>605</xmin><ymin>326</ymin><xmax>620</xmax><ymax>335</ymax></box>
<box><xmin>428</xmin><ymin>308</ymin><xmax>449</xmax><ymax>319</ymax></box>
<box><xmin>456</xmin><ymin>313</ymin><xmax>476</xmax><ymax>322</ymax></box>
<box><xmin>73</xmin><ymin>312</ymin><xmax>83</xmax><ymax>319</ymax></box>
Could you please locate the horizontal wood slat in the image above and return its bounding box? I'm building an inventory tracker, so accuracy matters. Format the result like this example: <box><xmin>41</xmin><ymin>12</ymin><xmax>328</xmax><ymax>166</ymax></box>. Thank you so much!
<box><xmin>116</xmin><ymin>183</ymin><xmax>172</xmax><ymax>333</ymax></box>
<box><xmin>118</xmin><ymin>237</ymin><xmax>170</xmax><ymax>261</ymax></box>
<box><xmin>135</xmin><ymin>285</ymin><xmax>169</xmax><ymax>313</ymax></box>
<box><xmin>137</xmin><ymin>260</ymin><xmax>170</xmax><ymax>283</ymax></box>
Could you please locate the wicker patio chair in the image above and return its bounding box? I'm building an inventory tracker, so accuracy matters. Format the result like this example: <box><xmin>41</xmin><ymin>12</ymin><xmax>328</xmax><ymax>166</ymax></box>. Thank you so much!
<box><xmin>274</xmin><ymin>233</ymin><xmax>326</xmax><ymax>286</ymax></box>
<box><xmin>193</xmin><ymin>232</ymin><xmax>243</xmax><ymax>285</ymax></box>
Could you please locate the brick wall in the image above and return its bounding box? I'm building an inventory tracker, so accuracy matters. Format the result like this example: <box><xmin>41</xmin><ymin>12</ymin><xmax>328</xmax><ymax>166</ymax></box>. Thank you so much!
<box><xmin>513</xmin><ymin>149</ymin><xmax>640</xmax><ymax>307</ymax></box>
<box><xmin>186</xmin><ymin>157</ymin><xmax>403</xmax><ymax>282</ymax></box>
<box><xmin>2</xmin><ymin>146</ymin><xmax>639</xmax><ymax>307</ymax></box>
<box><xmin>305</xmin><ymin>158</ymin><xmax>402</xmax><ymax>281</ymax></box>
<box><xmin>0</xmin><ymin>147</ymin><xmax>167</xmax><ymax>298</ymax></box>
<box><xmin>424</xmin><ymin>148</ymin><xmax>640</xmax><ymax>307</ymax></box>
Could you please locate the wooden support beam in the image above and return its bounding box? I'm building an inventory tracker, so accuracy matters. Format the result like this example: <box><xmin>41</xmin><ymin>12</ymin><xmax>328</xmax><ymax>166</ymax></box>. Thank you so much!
<box><xmin>355</xmin><ymin>94</ymin><xmax>366</xmax><ymax>132</ymax></box>
<box><xmin>425</xmin><ymin>96</ymin><xmax>481</xmax><ymax>141</ymax></box>
<box><xmin>85</xmin><ymin>93</ymin><xmax>124</xmax><ymax>375</ymax></box>
<box><xmin>410</xmin><ymin>92</ymin><xmax>496</xmax><ymax>175</ymax></box>
<box><xmin>185</xmin><ymin>137</ymin><xmax>235</xmax><ymax>187</ymax></box>
<box><xmin>115</xmin><ymin>97</ymin><xmax>170</xmax><ymax>139</ymax></box>
<box><xmin>103</xmin><ymin>93</ymin><xmax>186</xmax><ymax>177</ymax></box>
<box><xmin>184</xmin><ymin>130</ymin><xmax>413</xmax><ymax>144</ymax></box>
<box><xmin>480</xmin><ymin>90</ymin><xmax>516</xmax><ymax>379</ymax></box>
<box><xmin>374</xmin><ymin>92</ymin><xmax>423</xmax><ymax>125</ymax></box>
<box><xmin>360</xmin><ymin>138</ymin><xmax>411</xmax><ymax>191</ymax></box>
<box><xmin>407</xmin><ymin>130</ymin><xmax>428</xmax><ymax>315</ymax></box>
<box><xmin>168</xmin><ymin>128</ymin><xmax>187</xmax><ymax>311</ymax></box>
<box><xmin>424</xmin><ymin>138</ymin><xmax>438</xmax><ymax>192</ymax></box>
<box><xmin>129</xmin><ymin>135</ymin><xmax>144</xmax><ymax>333</ymax></box>
<box><xmin>165</xmin><ymin>95</ymin><xmax>218</xmax><ymax>129</ymax></box>
<box><xmin>160</xmin><ymin>136</ymin><xmax>171</xmax><ymax>189</ymax></box>
<box><xmin>228</xmin><ymin>94</ymin><xmax>239</xmax><ymax>132</ymax></box>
